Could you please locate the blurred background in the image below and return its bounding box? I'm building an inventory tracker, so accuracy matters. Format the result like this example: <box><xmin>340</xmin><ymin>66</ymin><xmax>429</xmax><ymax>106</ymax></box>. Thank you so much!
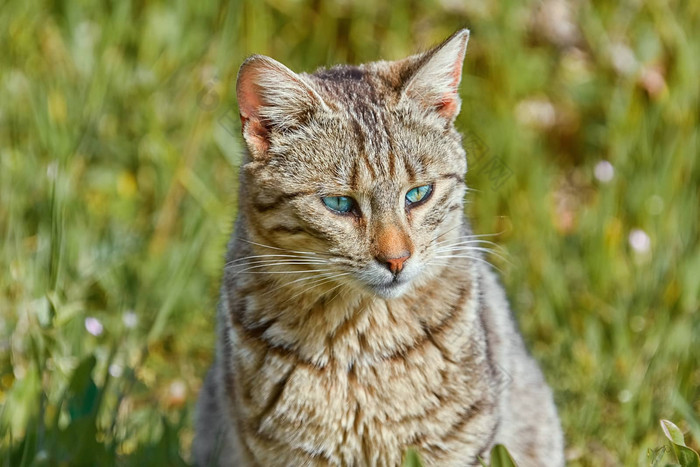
<box><xmin>1</xmin><ymin>0</ymin><xmax>698</xmax><ymax>465</ymax></box>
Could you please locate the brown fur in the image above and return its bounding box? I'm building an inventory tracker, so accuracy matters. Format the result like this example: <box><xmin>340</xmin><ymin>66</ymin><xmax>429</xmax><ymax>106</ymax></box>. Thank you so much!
<box><xmin>194</xmin><ymin>30</ymin><xmax>564</xmax><ymax>466</ymax></box>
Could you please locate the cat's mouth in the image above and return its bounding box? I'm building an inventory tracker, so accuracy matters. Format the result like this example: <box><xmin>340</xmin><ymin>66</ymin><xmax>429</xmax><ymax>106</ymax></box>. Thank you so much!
<box><xmin>354</xmin><ymin>261</ymin><xmax>421</xmax><ymax>299</ymax></box>
<box><xmin>369</xmin><ymin>275</ymin><xmax>412</xmax><ymax>299</ymax></box>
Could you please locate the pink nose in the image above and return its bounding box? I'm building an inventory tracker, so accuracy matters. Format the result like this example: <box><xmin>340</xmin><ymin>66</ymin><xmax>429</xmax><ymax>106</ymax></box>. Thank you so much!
<box><xmin>377</xmin><ymin>251</ymin><xmax>411</xmax><ymax>274</ymax></box>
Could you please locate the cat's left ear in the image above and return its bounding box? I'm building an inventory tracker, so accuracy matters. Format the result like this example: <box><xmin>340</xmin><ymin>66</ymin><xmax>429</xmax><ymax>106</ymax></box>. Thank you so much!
<box><xmin>400</xmin><ymin>29</ymin><xmax>470</xmax><ymax>121</ymax></box>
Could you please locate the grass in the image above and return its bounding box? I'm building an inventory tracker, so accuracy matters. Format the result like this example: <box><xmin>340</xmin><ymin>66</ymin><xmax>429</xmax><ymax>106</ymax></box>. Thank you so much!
<box><xmin>1</xmin><ymin>0</ymin><xmax>698</xmax><ymax>465</ymax></box>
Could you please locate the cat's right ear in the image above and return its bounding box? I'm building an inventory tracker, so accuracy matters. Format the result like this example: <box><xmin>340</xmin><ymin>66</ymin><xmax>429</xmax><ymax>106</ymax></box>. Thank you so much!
<box><xmin>236</xmin><ymin>55</ymin><xmax>326</xmax><ymax>158</ymax></box>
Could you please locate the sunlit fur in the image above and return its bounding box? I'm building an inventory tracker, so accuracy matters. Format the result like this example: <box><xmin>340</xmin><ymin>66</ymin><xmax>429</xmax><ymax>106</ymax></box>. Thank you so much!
<box><xmin>194</xmin><ymin>30</ymin><xmax>564</xmax><ymax>466</ymax></box>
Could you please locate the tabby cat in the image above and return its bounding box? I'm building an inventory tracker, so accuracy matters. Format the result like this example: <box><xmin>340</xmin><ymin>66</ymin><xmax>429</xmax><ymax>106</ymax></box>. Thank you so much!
<box><xmin>193</xmin><ymin>30</ymin><xmax>565</xmax><ymax>466</ymax></box>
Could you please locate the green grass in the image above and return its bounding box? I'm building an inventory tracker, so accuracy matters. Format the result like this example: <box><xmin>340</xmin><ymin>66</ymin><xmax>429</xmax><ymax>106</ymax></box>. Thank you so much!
<box><xmin>1</xmin><ymin>0</ymin><xmax>698</xmax><ymax>465</ymax></box>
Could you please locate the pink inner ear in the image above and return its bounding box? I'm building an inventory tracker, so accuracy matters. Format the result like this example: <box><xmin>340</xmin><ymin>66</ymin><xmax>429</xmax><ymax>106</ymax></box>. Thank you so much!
<box><xmin>436</xmin><ymin>49</ymin><xmax>465</xmax><ymax>119</ymax></box>
<box><xmin>242</xmin><ymin>116</ymin><xmax>270</xmax><ymax>153</ymax></box>
<box><xmin>237</xmin><ymin>69</ymin><xmax>271</xmax><ymax>154</ymax></box>
<box><xmin>449</xmin><ymin>65</ymin><xmax>463</xmax><ymax>88</ymax></box>
<box><xmin>237</xmin><ymin>71</ymin><xmax>263</xmax><ymax>122</ymax></box>
<box><xmin>437</xmin><ymin>92</ymin><xmax>459</xmax><ymax>119</ymax></box>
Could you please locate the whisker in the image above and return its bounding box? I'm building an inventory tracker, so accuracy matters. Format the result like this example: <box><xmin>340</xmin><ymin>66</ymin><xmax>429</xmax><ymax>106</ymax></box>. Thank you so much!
<box><xmin>433</xmin><ymin>235</ymin><xmax>509</xmax><ymax>263</ymax></box>
<box><xmin>238</xmin><ymin>238</ymin><xmax>330</xmax><ymax>257</ymax></box>
<box><xmin>434</xmin><ymin>242</ymin><xmax>504</xmax><ymax>253</ymax></box>
<box><xmin>227</xmin><ymin>260</ymin><xmax>329</xmax><ymax>270</ymax></box>
<box><xmin>434</xmin><ymin>246</ymin><xmax>509</xmax><ymax>263</ymax></box>
<box><xmin>435</xmin><ymin>238</ymin><xmax>502</xmax><ymax>247</ymax></box>
<box><xmin>262</xmin><ymin>271</ymin><xmax>351</xmax><ymax>298</ymax></box>
<box><xmin>231</xmin><ymin>267</ymin><xmax>338</xmax><ymax>276</ymax></box>
<box><xmin>228</xmin><ymin>257</ymin><xmax>328</xmax><ymax>265</ymax></box>
<box><xmin>280</xmin><ymin>273</ymin><xmax>351</xmax><ymax>305</ymax></box>
<box><xmin>432</xmin><ymin>254</ymin><xmax>503</xmax><ymax>273</ymax></box>
<box><xmin>225</xmin><ymin>253</ymin><xmax>325</xmax><ymax>267</ymax></box>
<box><xmin>429</xmin><ymin>259</ymin><xmax>502</xmax><ymax>274</ymax></box>
<box><xmin>226</xmin><ymin>260</ymin><xmax>329</xmax><ymax>270</ymax></box>
<box><xmin>432</xmin><ymin>224</ymin><xmax>462</xmax><ymax>243</ymax></box>
<box><xmin>433</xmin><ymin>231</ymin><xmax>504</xmax><ymax>247</ymax></box>
<box><xmin>325</xmin><ymin>282</ymin><xmax>346</xmax><ymax>303</ymax></box>
<box><xmin>328</xmin><ymin>287</ymin><xmax>344</xmax><ymax>303</ymax></box>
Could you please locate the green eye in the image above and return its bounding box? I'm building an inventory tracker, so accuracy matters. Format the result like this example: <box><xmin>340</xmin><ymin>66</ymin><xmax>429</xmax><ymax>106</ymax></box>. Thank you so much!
<box><xmin>322</xmin><ymin>196</ymin><xmax>355</xmax><ymax>214</ymax></box>
<box><xmin>406</xmin><ymin>184</ymin><xmax>433</xmax><ymax>205</ymax></box>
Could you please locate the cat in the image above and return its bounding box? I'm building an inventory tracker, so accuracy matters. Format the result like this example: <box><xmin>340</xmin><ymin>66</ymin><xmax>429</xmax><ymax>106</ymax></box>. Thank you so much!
<box><xmin>193</xmin><ymin>29</ymin><xmax>565</xmax><ymax>466</ymax></box>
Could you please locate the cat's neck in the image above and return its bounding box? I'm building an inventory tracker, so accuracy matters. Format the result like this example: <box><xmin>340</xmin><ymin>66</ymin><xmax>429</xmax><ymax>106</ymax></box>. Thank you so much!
<box><xmin>227</xmin><ymin>255</ymin><xmax>482</xmax><ymax>370</ymax></box>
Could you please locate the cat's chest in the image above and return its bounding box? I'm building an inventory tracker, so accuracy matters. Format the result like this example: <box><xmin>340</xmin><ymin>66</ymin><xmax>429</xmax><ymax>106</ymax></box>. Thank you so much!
<box><xmin>229</xmin><ymin>277</ymin><xmax>493</xmax><ymax>464</ymax></box>
<box><xmin>239</xmin><ymin>341</ymin><xmax>486</xmax><ymax>465</ymax></box>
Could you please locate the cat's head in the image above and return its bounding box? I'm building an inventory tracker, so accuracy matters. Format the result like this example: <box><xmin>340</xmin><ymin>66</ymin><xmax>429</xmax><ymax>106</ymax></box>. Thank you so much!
<box><xmin>235</xmin><ymin>30</ymin><xmax>470</xmax><ymax>299</ymax></box>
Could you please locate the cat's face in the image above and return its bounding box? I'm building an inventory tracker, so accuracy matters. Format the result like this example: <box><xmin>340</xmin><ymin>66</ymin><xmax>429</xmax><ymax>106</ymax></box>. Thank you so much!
<box><xmin>237</xmin><ymin>30</ymin><xmax>470</xmax><ymax>299</ymax></box>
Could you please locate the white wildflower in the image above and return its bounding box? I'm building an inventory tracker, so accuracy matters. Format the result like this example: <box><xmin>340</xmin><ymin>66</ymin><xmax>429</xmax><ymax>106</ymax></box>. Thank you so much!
<box><xmin>594</xmin><ymin>160</ymin><xmax>614</xmax><ymax>183</ymax></box>
<box><xmin>628</xmin><ymin>229</ymin><xmax>651</xmax><ymax>254</ymax></box>
<box><xmin>109</xmin><ymin>364</ymin><xmax>123</xmax><ymax>378</ymax></box>
<box><xmin>609</xmin><ymin>43</ymin><xmax>637</xmax><ymax>76</ymax></box>
<box><xmin>515</xmin><ymin>98</ymin><xmax>556</xmax><ymax>130</ymax></box>
<box><xmin>84</xmin><ymin>317</ymin><xmax>103</xmax><ymax>336</ymax></box>
<box><xmin>122</xmin><ymin>310</ymin><xmax>138</xmax><ymax>329</ymax></box>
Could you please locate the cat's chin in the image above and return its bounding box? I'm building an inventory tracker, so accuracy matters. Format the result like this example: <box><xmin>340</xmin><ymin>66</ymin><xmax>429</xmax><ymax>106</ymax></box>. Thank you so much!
<box><xmin>368</xmin><ymin>280</ymin><xmax>413</xmax><ymax>299</ymax></box>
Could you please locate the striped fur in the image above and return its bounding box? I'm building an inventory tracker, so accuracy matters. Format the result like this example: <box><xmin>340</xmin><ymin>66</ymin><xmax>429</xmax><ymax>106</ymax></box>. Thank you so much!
<box><xmin>194</xmin><ymin>30</ymin><xmax>564</xmax><ymax>466</ymax></box>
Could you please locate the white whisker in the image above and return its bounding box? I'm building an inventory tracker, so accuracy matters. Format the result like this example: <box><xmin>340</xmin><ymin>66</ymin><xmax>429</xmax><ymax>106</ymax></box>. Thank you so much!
<box><xmin>434</xmin><ymin>246</ymin><xmax>509</xmax><ymax>263</ymax></box>
<box><xmin>431</xmin><ymin>254</ymin><xmax>503</xmax><ymax>273</ymax></box>
<box><xmin>435</xmin><ymin>238</ymin><xmax>502</xmax><ymax>248</ymax></box>
<box><xmin>262</xmin><ymin>271</ymin><xmax>351</xmax><ymax>298</ymax></box>
<box><xmin>231</xmin><ymin>267</ymin><xmax>337</xmax><ymax>276</ymax></box>
<box><xmin>280</xmin><ymin>273</ymin><xmax>351</xmax><ymax>305</ymax></box>
<box><xmin>225</xmin><ymin>253</ymin><xmax>325</xmax><ymax>267</ymax></box>
<box><xmin>226</xmin><ymin>260</ymin><xmax>329</xmax><ymax>270</ymax></box>
<box><xmin>238</xmin><ymin>238</ymin><xmax>329</xmax><ymax>257</ymax></box>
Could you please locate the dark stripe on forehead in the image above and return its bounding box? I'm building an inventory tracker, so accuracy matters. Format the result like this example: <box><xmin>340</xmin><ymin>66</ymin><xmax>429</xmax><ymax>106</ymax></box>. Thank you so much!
<box><xmin>349</xmin><ymin>118</ymin><xmax>376</xmax><ymax>178</ymax></box>
<box><xmin>387</xmin><ymin>151</ymin><xmax>396</xmax><ymax>178</ymax></box>
<box><xmin>350</xmin><ymin>158</ymin><xmax>360</xmax><ymax>191</ymax></box>
<box><xmin>360</xmin><ymin>148</ymin><xmax>376</xmax><ymax>178</ymax></box>
<box><xmin>320</xmin><ymin>70</ymin><xmax>396</xmax><ymax>182</ymax></box>
<box><xmin>416</xmin><ymin>153</ymin><xmax>430</xmax><ymax>176</ymax></box>
<box><xmin>403</xmin><ymin>155</ymin><xmax>417</xmax><ymax>182</ymax></box>
<box><xmin>313</xmin><ymin>65</ymin><xmax>365</xmax><ymax>82</ymax></box>
<box><xmin>348</xmin><ymin>85</ymin><xmax>389</xmax><ymax>178</ymax></box>
<box><xmin>349</xmin><ymin>117</ymin><xmax>366</xmax><ymax>155</ymax></box>
<box><xmin>352</xmin><ymin>98</ymin><xmax>381</xmax><ymax>129</ymax></box>
<box><xmin>381</xmin><ymin>110</ymin><xmax>397</xmax><ymax>178</ymax></box>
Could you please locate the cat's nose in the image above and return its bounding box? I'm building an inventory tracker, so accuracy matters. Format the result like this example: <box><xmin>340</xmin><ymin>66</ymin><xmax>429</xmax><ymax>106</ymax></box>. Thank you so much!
<box><xmin>376</xmin><ymin>251</ymin><xmax>411</xmax><ymax>274</ymax></box>
<box><xmin>372</xmin><ymin>224</ymin><xmax>413</xmax><ymax>275</ymax></box>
